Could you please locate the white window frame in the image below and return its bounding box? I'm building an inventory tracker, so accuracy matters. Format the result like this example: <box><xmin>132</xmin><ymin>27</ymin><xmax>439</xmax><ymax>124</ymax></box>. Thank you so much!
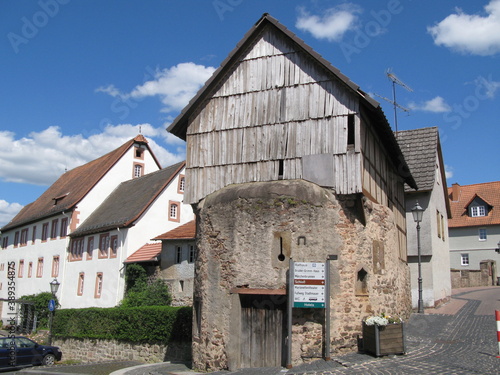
<box><xmin>478</xmin><ymin>228</ymin><xmax>487</xmax><ymax>241</ymax></box>
<box><xmin>461</xmin><ymin>253</ymin><xmax>469</xmax><ymax>266</ymax></box>
<box><xmin>471</xmin><ymin>205</ymin><xmax>486</xmax><ymax>217</ymax></box>
<box><xmin>169</xmin><ymin>201</ymin><xmax>180</xmax><ymax>222</ymax></box>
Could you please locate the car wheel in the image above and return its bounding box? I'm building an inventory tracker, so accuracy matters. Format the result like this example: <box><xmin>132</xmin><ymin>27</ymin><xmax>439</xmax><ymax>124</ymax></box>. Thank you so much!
<box><xmin>42</xmin><ymin>353</ymin><xmax>56</xmax><ymax>366</ymax></box>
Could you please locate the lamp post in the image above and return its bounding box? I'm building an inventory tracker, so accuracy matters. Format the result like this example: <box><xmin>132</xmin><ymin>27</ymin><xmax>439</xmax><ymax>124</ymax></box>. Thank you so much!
<box><xmin>412</xmin><ymin>201</ymin><xmax>424</xmax><ymax>313</ymax></box>
<box><xmin>48</xmin><ymin>278</ymin><xmax>60</xmax><ymax>345</ymax></box>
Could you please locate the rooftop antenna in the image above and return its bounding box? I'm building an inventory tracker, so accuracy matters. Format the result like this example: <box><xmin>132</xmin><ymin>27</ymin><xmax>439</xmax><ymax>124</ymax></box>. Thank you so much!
<box><xmin>383</xmin><ymin>69</ymin><xmax>413</xmax><ymax>134</ymax></box>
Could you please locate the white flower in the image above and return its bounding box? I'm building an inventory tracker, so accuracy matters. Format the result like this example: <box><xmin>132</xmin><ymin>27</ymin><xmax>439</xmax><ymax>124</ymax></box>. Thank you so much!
<box><xmin>365</xmin><ymin>316</ymin><xmax>389</xmax><ymax>326</ymax></box>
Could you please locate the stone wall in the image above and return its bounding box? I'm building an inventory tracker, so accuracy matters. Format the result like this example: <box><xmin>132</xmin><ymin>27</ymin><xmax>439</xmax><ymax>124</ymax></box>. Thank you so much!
<box><xmin>451</xmin><ymin>260</ymin><xmax>498</xmax><ymax>288</ymax></box>
<box><xmin>192</xmin><ymin>180</ymin><xmax>412</xmax><ymax>371</ymax></box>
<box><xmin>53</xmin><ymin>337</ymin><xmax>191</xmax><ymax>363</ymax></box>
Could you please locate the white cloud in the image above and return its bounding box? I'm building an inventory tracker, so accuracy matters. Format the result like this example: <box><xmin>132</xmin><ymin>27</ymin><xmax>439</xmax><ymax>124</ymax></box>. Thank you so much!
<box><xmin>0</xmin><ymin>200</ymin><xmax>24</xmax><ymax>228</ymax></box>
<box><xmin>296</xmin><ymin>5</ymin><xmax>361</xmax><ymax>42</ymax></box>
<box><xmin>0</xmin><ymin>124</ymin><xmax>185</xmax><ymax>187</ymax></box>
<box><xmin>474</xmin><ymin>75</ymin><xmax>500</xmax><ymax>98</ymax></box>
<box><xmin>445</xmin><ymin>165</ymin><xmax>454</xmax><ymax>179</ymax></box>
<box><xmin>409</xmin><ymin>96</ymin><xmax>451</xmax><ymax>113</ymax></box>
<box><xmin>95</xmin><ymin>84</ymin><xmax>123</xmax><ymax>98</ymax></box>
<box><xmin>96</xmin><ymin>62</ymin><xmax>216</xmax><ymax>113</ymax></box>
<box><xmin>428</xmin><ymin>0</ymin><xmax>500</xmax><ymax>55</ymax></box>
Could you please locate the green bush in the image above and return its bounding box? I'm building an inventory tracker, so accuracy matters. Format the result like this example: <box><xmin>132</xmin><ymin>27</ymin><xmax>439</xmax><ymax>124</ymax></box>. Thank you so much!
<box><xmin>120</xmin><ymin>279</ymin><xmax>172</xmax><ymax>307</ymax></box>
<box><xmin>124</xmin><ymin>263</ymin><xmax>148</xmax><ymax>292</ymax></box>
<box><xmin>53</xmin><ymin>306</ymin><xmax>191</xmax><ymax>343</ymax></box>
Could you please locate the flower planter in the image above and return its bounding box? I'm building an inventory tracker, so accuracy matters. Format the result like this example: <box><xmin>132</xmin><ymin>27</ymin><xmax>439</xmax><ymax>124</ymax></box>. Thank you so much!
<box><xmin>362</xmin><ymin>322</ymin><xmax>406</xmax><ymax>357</ymax></box>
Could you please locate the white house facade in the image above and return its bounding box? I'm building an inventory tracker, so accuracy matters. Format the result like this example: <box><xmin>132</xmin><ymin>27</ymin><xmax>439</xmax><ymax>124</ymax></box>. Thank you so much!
<box><xmin>0</xmin><ymin>135</ymin><xmax>192</xmax><ymax>323</ymax></box>
<box><xmin>63</xmin><ymin>162</ymin><xmax>194</xmax><ymax>309</ymax></box>
<box><xmin>397</xmin><ymin>127</ymin><xmax>452</xmax><ymax>309</ymax></box>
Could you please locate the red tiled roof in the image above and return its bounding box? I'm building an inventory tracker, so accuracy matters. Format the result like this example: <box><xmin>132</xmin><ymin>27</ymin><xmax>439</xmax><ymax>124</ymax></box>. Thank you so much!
<box><xmin>1</xmin><ymin>137</ymin><xmax>161</xmax><ymax>232</ymax></box>
<box><xmin>124</xmin><ymin>242</ymin><xmax>162</xmax><ymax>263</ymax></box>
<box><xmin>448</xmin><ymin>181</ymin><xmax>500</xmax><ymax>228</ymax></box>
<box><xmin>70</xmin><ymin>161</ymin><xmax>185</xmax><ymax>237</ymax></box>
<box><xmin>153</xmin><ymin>220</ymin><xmax>196</xmax><ymax>240</ymax></box>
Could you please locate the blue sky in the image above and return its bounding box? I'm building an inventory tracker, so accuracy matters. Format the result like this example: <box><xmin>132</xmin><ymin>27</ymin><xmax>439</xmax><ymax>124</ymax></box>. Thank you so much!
<box><xmin>1</xmin><ymin>0</ymin><xmax>499</xmax><ymax>226</ymax></box>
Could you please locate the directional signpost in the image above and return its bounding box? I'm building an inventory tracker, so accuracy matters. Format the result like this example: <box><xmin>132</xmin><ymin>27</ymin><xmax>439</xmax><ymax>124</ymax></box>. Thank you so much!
<box><xmin>287</xmin><ymin>259</ymin><xmax>332</xmax><ymax>368</ymax></box>
<box><xmin>293</xmin><ymin>262</ymin><xmax>325</xmax><ymax>308</ymax></box>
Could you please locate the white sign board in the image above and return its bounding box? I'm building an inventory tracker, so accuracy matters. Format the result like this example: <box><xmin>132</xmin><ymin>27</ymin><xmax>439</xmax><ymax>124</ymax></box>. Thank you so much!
<box><xmin>293</xmin><ymin>262</ymin><xmax>325</xmax><ymax>308</ymax></box>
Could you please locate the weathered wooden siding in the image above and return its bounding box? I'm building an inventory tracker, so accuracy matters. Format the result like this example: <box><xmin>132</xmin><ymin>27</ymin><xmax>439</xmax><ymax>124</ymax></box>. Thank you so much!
<box><xmin>360</xmin><ymin>116</ymin><xmax>407</xmax><ymax>261</ymax></box>
<box><xmin>185</xmin><ymin>28</ymin><xmax>360</xmax><ymax>204</ymax></box>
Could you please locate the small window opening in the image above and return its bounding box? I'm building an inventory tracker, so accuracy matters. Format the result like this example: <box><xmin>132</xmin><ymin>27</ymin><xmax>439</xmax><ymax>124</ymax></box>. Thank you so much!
<box><xmin>135</xmin><ymin>148</ymin><xmax>144</xmax><ymax>158</ymax></box>
<box><xmin>278</xmin><ymin>160</ymin><xmax>284</xmax><ymax>180</ymax></box>
<box><xmin>347</xmin><ymin>114</ymin><xmax>355</xmax><ymax>146</ymax></box>
<box><xmin>179</xmin><ymin>280</ymin><xmax>184</xmax><ymax>292</ymax></box>
<box><xmin>356</xmin><ymin>268</ymin><xmax>368</xmax><ymax>295</ymax></box>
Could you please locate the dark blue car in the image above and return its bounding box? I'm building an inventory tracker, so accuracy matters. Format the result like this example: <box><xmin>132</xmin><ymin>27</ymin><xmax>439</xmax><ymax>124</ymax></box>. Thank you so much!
<box><xmin>0</xmin><ymin>336</ymin><xmax>62</xmax><ymax>368</ymax></box>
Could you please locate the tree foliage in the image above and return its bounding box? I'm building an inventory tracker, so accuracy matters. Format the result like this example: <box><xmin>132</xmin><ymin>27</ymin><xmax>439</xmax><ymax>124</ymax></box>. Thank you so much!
<box><xmin>124</xmin><ymin>263</ymin><xmax>148</xmax><ymax>292</ymax></box>
<box><xmin>19</xmin><ymin>292</ymin><xmax>59</xmax><ymax>329</ymax></box>
<box><xmin>121</xmin><ymin>279</ymin><xmax>172</xmax><ymax>307</ymax></box>
<box><xmin>121</xmin><ymin>264</ymin><xmax>172</xmax><ymax>307</ymax></box>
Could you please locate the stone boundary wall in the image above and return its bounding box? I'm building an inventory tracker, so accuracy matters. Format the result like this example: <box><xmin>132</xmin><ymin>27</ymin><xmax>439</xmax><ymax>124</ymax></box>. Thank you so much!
<box><xmin>53</xmin><ymin>337</ymin><xmax>191</xmax><ymax>363</ymax></box>
<box><xmin>451</xmin><ymin>269</ymin><xmax>488</xmax><ymax>288</ymax></box>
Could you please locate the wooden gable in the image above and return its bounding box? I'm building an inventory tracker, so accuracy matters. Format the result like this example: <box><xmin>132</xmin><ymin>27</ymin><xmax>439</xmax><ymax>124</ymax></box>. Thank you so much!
<box><xmin>182</xmin><ymin>23</ymin><xmax>365</xmax><ymax>203</ymax></box>
<box><xmin>170</xmin><ymin>14</ymin><xmax>415</xmax><ymax>205</ymax></box>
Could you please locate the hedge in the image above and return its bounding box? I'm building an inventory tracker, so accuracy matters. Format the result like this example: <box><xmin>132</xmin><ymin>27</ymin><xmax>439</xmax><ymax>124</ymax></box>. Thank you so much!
<box><xmin>52</xmin><ymin>306</ymin><xmax>191</xmax><ymax>343</ymax></box>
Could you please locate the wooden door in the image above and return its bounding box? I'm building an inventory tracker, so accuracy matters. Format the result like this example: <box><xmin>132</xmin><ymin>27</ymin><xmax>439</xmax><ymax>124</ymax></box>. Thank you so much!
<box><xmin>240</xmin><ymin>294</ymin><xmax>287</xmax><ymax>368</ymax></box>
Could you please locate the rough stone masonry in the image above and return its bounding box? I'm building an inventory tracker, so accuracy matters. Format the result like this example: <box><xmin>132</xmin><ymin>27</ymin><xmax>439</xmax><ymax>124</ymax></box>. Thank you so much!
<box><xmin>192</xmin><ymin>179</ymin><xmax>411</xmax><ymax>371</ymax></box>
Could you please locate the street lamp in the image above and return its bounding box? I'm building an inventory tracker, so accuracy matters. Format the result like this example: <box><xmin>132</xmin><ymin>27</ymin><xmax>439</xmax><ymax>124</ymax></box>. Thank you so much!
<box><xmin>48</xmin><ymin>278</ymin><xmax>60</xmax><ymax>345</ymax></box>
<box><xmin>50</xmin><ymin>278</ymin><xmax>60</xmax><ymax>296</ymax></box>
<box><xmin>412</xmin><ymin>201</ymin><xmax>424</xmax><ymax>313</ymax></box>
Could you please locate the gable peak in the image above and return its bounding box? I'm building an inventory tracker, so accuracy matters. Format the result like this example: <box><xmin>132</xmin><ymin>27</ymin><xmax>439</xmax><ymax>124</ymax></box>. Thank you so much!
<box><xmin>133</xmin><ymin>134</ymin><xmax>148</xmax><ymax>144</ymax></box>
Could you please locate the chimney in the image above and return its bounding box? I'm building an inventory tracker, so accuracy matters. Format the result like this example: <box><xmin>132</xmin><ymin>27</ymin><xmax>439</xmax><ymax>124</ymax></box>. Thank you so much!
<box><xmin>451</xmin><ymin>183</ymin><xmax>460</xmax><ymax>201</ymax></box>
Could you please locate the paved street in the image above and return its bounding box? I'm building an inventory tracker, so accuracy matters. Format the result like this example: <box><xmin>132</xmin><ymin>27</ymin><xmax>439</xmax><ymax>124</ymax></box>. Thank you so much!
<box><xmin>6</xmin><ymin>286</ymin><xmax>500</xmax><ymax>375</ymax></box>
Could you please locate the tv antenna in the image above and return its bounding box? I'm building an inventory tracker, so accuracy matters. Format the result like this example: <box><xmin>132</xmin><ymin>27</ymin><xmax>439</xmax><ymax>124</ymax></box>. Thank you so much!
<box><xmin>377</xmin><ymin>69</ymin><xmax>413</xmax><ymax>134</ymax></box>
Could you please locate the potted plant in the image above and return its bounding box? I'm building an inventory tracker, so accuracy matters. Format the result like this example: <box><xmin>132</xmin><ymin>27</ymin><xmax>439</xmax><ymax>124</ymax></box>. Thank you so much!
<box><xmin>362</xmin><ymin>313</ymin><xmax>406</xmax><ymax>357</ymax></box>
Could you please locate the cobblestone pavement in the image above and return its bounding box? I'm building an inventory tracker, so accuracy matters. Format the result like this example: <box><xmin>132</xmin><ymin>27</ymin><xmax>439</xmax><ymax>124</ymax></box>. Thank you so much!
<box><xmin>11</xmin><ymin>287</ymin><xmax>500</xmax><ymax>375</ymax></box>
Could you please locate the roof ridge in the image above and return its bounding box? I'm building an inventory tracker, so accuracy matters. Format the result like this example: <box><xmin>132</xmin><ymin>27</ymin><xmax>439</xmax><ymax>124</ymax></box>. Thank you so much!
<box><xmin>449</xmin><ymin>180</ymin><xmax>500</xmax><ymax>188</ymax></box>
<box><xmin>2</xmin><ymin>138</ymin><xmax>137</xmax><ymax>231</ymax></box>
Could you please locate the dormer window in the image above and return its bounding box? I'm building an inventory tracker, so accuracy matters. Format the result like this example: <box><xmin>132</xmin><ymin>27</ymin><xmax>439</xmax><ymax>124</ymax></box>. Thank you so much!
<box><xmin>470</xmin><ymin>205</ymin><xmax>486</xmax><ymax>217</ymax></box>
<box><xmin>52</xmin><ymin>193</ymin><xmax>68</xmax><ymax>206</ymax></box>
<box><xmin>467</xmin><ymin>195</ymin><xmax>491</xmax><ymax>218</ymax></box>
